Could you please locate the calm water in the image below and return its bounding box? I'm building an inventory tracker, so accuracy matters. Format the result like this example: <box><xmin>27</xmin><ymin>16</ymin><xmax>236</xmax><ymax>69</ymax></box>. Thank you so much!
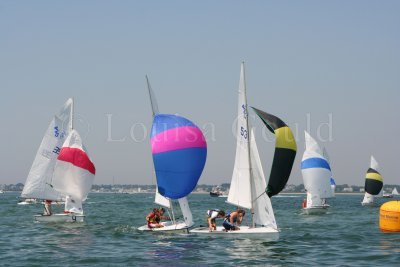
<box><xmin>1</xmin><ymin>192</ymin><xmax>399</xmax><ymax>266</ymax></box>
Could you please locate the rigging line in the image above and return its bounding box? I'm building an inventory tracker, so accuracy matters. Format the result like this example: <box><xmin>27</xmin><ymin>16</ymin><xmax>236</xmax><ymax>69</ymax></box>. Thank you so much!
<box><xmin>253</xmin><ymin>191</ymin><xmax>267</xmax><ymax>203</ymax></box>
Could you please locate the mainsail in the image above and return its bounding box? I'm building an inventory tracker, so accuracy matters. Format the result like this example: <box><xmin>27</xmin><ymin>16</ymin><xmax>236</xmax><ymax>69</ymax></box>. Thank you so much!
<box><xmin>150</xmin><ymin>114</ymin><xmax>207</xmax><ymax>199</ymax></box>
<box><xmin>251</xmin><ymin>107</ymin><xmax>297</xmax><ymax>197</ymax></box>
<box><xmin>21</xmin><ymin>99</ymin><xmax>73</xmax><ymax>200</ymax></box>
<box><xmin>227</xmin><ymin>62</ymin><xmax>252</xmax><ymax>209</ymax></box>
<box><xmin>146</xmin><ymin>75</ymin><xmax>170</xmax><ymax>208</ymax></box>
<box><xmin>301</xmin><ymin>131</ymin><xmax>333</xmax><ymax>201</ymax></box>
<box><xmin>52</xmin><ymin>129</ymin><xmax>95</xmax><ymax>213</ymax></box>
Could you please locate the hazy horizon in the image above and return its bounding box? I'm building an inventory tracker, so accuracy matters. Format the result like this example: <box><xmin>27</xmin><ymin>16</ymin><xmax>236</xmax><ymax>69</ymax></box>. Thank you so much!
<box><xmin>1</xmin><ymin>1</ymin><xmax>399</xmax><ymax>186</ymax></box>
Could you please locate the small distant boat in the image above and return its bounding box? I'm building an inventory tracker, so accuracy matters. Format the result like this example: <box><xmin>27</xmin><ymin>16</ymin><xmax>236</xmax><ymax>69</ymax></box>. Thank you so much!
<box><xmin>209</xmin><ymin>186</ymin><xmax>228</xmax><ymax>197</ymax></box>
<box><xmin>383</xmin><ymin>191</ymin><xmax>393</xmax><ymax>198</ymax></box>
<box><xmin>0</xmin><ymin>189</ymin><xmax>4</xmax><ymax>194</ymax></box>
<box><xmin>301</xmin><ymin>132</ymin><xmax>334</xmax><ymax>214</ymax></box>
<box><xmin>17</xmin><ymin>198</ymin><xmax>37</xmax><ymax>205</ymax></box>
<box><xmin>361</xmin><ymin>156</ymin><xmax>383</xmax><ymax>206</ymax></box>
<box><xmin>138</xmin><ymin>76</ymin><xmax>207</xmax><ymax>233</ymax></box>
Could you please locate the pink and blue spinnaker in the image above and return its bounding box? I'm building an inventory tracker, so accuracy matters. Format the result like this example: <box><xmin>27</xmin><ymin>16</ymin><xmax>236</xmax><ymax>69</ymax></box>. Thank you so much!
<box><xmin>151</xmin><ymin>114</ymin><xmax>207</xmax><ymax>199</ymax></box>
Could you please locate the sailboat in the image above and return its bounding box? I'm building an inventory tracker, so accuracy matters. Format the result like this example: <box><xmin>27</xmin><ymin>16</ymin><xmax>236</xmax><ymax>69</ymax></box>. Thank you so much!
<box><xmin>301</xmin><ymin>132</ymin><xmax>333</xmax><ymax>214</ymax></box>
<box><xmin>191</xmin><ymin>62</ymin><xmax>297</xmax><ymax>235</ymax></box>
<box><xmin>21</xmin><ymin>99</ymin><xmax>95</xmax><ymax>222</ymax></box>
<box><xmin>392</xmin><ymin>187</ymin><xmax>399</xmax><ymax>197</ymax></box>
<box><xmin>361</xmin><ymin>156</ymin><xmax>383</xmax><ymax>206</ymax></box>
<box><xmin>138</xmin><ymin>76</ymin><xmax>207</xmax><ymax>233</ymax></box>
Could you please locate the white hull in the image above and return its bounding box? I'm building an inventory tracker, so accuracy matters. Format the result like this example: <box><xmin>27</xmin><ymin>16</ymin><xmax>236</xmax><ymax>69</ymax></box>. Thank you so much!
<box><xmin>361</xmin><ymin>201</ymin><xmax>375</xmax><ymax>206</ymax></box>
<box><xmin>34</xmin><ymin>213</ymin><xmax>85</xmax><ymax>222</ymax></box>
<box><xmin>137</xmin><ymin>221</ymin><xmax>191</xmax><ymax>234</ymax></box>
<box><xmin>18</xmin><ymin>201</ymin><xmax>37</xmax><ymax>205</ymax></box>
<box><xmin>303</xmin><ymin>205</ymin><xmax>330</xmax><ymax>215</ymax></box>
<box><xmin>190</xmin><ymin>225</ymin><xmax>279</xmax><ymax>238</ymax></box>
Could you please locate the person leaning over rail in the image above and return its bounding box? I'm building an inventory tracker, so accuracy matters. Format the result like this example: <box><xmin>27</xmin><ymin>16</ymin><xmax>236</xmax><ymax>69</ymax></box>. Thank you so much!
<box><xmin>223</xmin><ymin>209</ymin><xmax>245</xmax><ymax>231</ymax></box>
<box><xmin>206</xmin><ymin>209</ymin><xmax>225</xmax><ymax>232</ymax></box>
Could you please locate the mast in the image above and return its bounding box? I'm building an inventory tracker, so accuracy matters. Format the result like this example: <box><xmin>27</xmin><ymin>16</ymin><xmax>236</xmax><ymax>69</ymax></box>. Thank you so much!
<box><xmin>241</xmin><ymin>62</ymin><xmax>255</xmax><ymax>227</ymax></box>
<box><xmin>146</xmin><ymin>75</ymin><xmax>172</xmax><ymax>210</ymax></box>
<box><xmin>146</xmin><ymin>75</ymin><xmax>159</xmax><ymax>117</ymax></box>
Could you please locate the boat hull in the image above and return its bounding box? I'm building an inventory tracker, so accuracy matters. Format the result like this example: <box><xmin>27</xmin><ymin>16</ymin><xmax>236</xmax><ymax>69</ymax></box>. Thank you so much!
<box><xmin>190</xmin><ymin>225</ymin><xmax>279</xmax><ymax>238</ymax></box>
<box><xmin>34</xmin><ymin>213</ymin><xmax>85</xmax><ymax>223</ymax></box>
<box><xmin>303</xmin><ymin>205</ymin><xmax>329</xmax><ymax>215</ymax></box>
<box><xmin>361</xmin><ymin>202</ymin><xmax>376</xmax><ymax>206</ymax></box>
<box><xmin>137</xmin><ymin>221</ymin><xmax>191</xmax><ymax>234</ymax></box>
<box><xmin>209</xmin><ymin>192</ymin><xmax>221</xmax><ymax>197</ymax></box>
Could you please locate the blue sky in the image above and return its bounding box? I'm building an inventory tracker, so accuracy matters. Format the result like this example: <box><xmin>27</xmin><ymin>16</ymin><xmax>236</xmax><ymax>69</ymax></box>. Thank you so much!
<box><xmin>1</xmin><ymin>1</ymin><xmax>399</xmax><ymax>186</ymax></box>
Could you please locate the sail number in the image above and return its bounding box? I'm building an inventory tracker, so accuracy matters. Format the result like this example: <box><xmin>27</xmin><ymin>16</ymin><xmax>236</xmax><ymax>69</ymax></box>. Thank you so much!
<box><xmin>54</xmin><ymin>126</ymin><xmax>66</xmax><ymax>139</ymax></box>
<box><xmin>240</xmin><ymin>126</ymin><xmax>248</xmax><ymax>139</ymax></box>
<box><xmin>242</xmin><ymin>104</ymin><xmax>248</xmax><ymax>119</ymax></box>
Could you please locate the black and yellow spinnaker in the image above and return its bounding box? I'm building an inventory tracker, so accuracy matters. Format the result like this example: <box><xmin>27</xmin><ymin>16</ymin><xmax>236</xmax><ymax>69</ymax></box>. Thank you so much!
<box><xmin>251</xmin><ymin>107</ymin><xmax>297</xmax><ymax>197</ymax></box>
<box><xmin>365</xmin><ymin>168</ymin><xmax>383</xmax><ymax>195</ymax></box>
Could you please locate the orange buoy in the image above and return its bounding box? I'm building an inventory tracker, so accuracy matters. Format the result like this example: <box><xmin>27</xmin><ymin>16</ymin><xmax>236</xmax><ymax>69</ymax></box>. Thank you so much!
<box><xmin>380</xmin><ymin>201</ymin><xmax>400</xmax><ymax>232</ymax></box>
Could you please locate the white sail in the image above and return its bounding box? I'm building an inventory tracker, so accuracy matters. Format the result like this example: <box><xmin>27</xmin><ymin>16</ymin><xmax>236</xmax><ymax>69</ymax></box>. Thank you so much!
<box><xmin>371</xmin><ymin>155</ymin><xmax>379</xmax><ymax>172</ymax></box>
<box><xmin>322</xmin><ymin>147</ymin><xmax>330</xmax><ymax>164</ymax></box>
<box><xmin>227</xmin><ymin>62</ymin><xmax>252</xmax><ymax>209</ymax></box>
<box><xmin>178</xmin><ymin>197</ymin><xmax>194</xmax><ymax>227</ymax></box>
<box><xmin>21</xmin><ymin>98</ymin><xmax>73</xmax><ymax>200</ymax></box>
<box><xmin>323</xmin><ymin>147</ymin><xmax>336</xmax><ymax>196</ymax></box>
<box><xmin>301</xmin><ymin>131</ymin><xmax>333</xmax><ymax>200</ymax></box>
<box><xmin>51</xmin><ymin>129</ymin><xmax>95</xmax><ymax>202</ymax></box>
<box><xmin>392</xmin><ymin>188</ymin><xmax>399</xmax><ymax>195</ymax></box>
<box><xmin>249</xmin><ymin>128</ymin><xmax>277</xmax><ymax>229</ymax></box>
<box><xmin>146</xmin><ymin>75</ymin><xmax>170</xmax><ymax>208</ymax></box>
<box><xmin>362</xmin><ymin>192</ymin><xmax>374</xmax><ymax>204</ymax></box>
<box><xmin>155</xmin><ymin>187</ymin><xmax>171</xmax><ymax>208</ymax></box>
<box><xmin>64</xmin><ymin>195</ymin><xmax>83</xmax><ymax>214</ymax></box>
